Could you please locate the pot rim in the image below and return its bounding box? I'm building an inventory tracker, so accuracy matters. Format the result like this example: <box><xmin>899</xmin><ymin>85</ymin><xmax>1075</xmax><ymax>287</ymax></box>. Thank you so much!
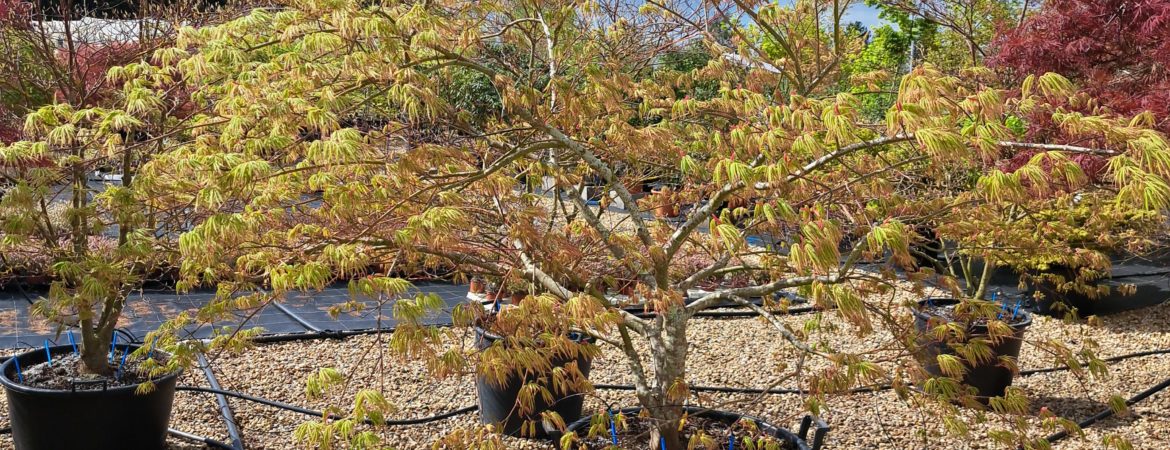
<box><xmin>0</xmin><ymin>344</ymin><xmax>183</xmax><ymax>396</ymax></box>
<box><xmin>473</xmin><ymin>324</ymin><xmax>596</xmax><ymax>344</ymax></box>
<box><xmin>912</xmin><ymin>297</ymin><xmax>1033</xmax><ymax>330</ymax></box>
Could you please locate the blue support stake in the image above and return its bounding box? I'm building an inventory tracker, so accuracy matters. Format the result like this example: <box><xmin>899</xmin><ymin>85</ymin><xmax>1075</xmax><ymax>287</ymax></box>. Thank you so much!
<box><xmin>117</xmin><ymin>342</ymin><xmax>130</xmax><ymax>380</ymax></box>
<box><xmin>109</xmin><ymin>333</ymin><xmax>119</xmax><ymax>363</ymax></box>
<box><xmin>43</xmin><ymin>340</ymin><xmax>53</xmax><ymax>366</ymax></box>
<box><xmin>729</xmin><ymin>432</ymin><xmax>735</xmax><ymax>450</ymax></box>
<box><xmin>67</xmin><ymin>331</ymin><xmax>78</xmax><ymax>355</ymax></box>
<box><xmin>13</xmin><ymin>356</ymin><xmax>22</xmax><ymax>383</ymax></box>
<box><xmin>660</xmin><ymin>436</ymin><xmax>667</xmax><ymax>450</ymax></box>
<box><xmin>608</xmin><ymin>410</ymin><xmax>618</xmax><ymax>445</ymax></box>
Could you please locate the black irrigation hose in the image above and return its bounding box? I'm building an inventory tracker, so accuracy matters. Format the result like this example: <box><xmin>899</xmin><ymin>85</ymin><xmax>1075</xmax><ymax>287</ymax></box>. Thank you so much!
<box><xmin>690</xmin><ymin>305</ymin><xmax>820</xmax><ymax>318</ymax></box>
<box><xmin>269</xmin><ymin>301</ymin><xmax>326</xmax><ymax>333</ymax></box>
<box><xmin>176</xmin><ymin>386</ymin><xmax>479</xmax><ymax>426</ymax></box>
<box><xmin>168</xmin><ymin>428</ymin><xmax>236</xmax><ymax>450</ymax></box>
<box><xmin>595</xmin><ymin>383</ymin><xmax>888</xmax><ymax>396</ymax></box>
<box><xmin>249</xmin><ymin>326</ymin><xmax>408</xmax><ymax>343</ymax></box>
<box><xmin>1020</xmin><ymin>348</ymin><xmax>1170</xmax><ymax>376</ymax></box>
<box><xmin>1</xmin><ymin>426</ymin><xmax>231</xmax><ymax>449</ymax></box>
<box><xmin>197</xmin><ymin>353</ymin><xmax>245</xmax><ymax>450</ymax></box>
<box><xmin>1041</xmin><ymin>375</ymin><xmax>1170</xmax><ymax>447</ymax></box>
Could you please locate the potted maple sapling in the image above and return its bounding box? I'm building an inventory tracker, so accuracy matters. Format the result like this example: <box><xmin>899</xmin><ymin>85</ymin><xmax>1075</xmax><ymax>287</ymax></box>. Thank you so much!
<box><xmin>1017</xmin><ymin>204</ymin><xmax>1167</xmax><ymax>318</ymax></box>
<box><xmin>0</xmin><ymin>74</ymin><xmax>191</xmax><ymax>450</ymax></box>
<box><xmin>0</xmin><ymin>3</ymin><xmax>228</xmax><ymax>446</ymax></box>
<box><xmin>909</xmin><ymin>75</ymin><xmax>1170</xmax><ymax>408</ymax></box>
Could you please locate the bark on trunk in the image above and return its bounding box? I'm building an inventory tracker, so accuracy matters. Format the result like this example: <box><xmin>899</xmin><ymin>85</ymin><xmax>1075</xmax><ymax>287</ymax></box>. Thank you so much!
<box><xmin>79</xmin><ymin>333</ymin><xmax>112</xmax><ymax>375</ymax></box>
<box><xmin>642</xmin><ymin>311</ymin><xmax>689</xmax><ymax>449</ymax></box>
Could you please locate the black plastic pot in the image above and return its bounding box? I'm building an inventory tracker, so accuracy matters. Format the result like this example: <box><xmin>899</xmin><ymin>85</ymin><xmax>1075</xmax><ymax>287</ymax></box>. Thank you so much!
<box><xmin>474</xmin><ymin>326</ymin><xmax>594</xmax><ymax>438</ymax></box>
<box><xmin>0</xmin><ymin>344</ymin><xmax>182</xmax><ymax>450</ymax></box>
<box><xmin>563</xmin><ymin>406</ymin><xmax>828</xmax><ymax>450</ymax></box>
<box><xmin>1032</xmin><ymin>265</ymin><xmax>1170</xmax><ymax>317</ymax></box>
<box><xmin>912</xmin><ymin>298</ymin><xmax>1032</xmax><ymax>402</ymax></box>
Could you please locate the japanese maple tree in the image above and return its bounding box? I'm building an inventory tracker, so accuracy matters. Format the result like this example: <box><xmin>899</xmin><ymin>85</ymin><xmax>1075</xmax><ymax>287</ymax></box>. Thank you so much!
<box><xmin>12</xmin><ymin>0</ymin><xmax>1169</xmax><ymax>449</ymax></box>
<box><xmin>990</xmin><ymin>0</ymin><xmax>1170</xmax><ymax>133</ymax></box>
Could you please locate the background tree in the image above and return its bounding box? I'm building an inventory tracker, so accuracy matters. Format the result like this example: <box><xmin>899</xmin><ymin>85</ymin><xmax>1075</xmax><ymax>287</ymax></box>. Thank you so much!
<box><xmin>868</xmin><ymin>0</ymin><xmax>1021</xmax><ymax>71</ymax></box>
<box><xmin>990</xmin><ymin>0</ymin><xmax>1170</xmax><ymax>134</ymax></box>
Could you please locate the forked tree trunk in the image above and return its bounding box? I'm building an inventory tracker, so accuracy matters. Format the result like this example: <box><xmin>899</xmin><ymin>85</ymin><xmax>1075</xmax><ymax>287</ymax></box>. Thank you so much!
<box><xmin>79</xmin><ymin>327</ymin><xmax>113</xmax><ymax>375</ymax></box>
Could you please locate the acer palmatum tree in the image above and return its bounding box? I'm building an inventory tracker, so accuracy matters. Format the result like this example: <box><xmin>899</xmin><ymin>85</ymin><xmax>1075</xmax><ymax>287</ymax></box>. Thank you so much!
<box><xmin>990</xmin><ymin>0</ymin><xmax>1170</xmax><ymax>134</ymax></box>
<box><xmin>54</xmin><ymin>0</ymin><xmax>1170</xmax><ymax>448</ymax></box>
<box><xmin>0</xmin><ymin>0</ymin><xmax>243</xmax><ymax>375</ymax></box>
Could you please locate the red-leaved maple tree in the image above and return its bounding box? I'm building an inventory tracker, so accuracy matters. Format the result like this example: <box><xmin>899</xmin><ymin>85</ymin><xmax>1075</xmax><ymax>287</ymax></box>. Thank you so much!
<box><xmin>990</xmin><ymin>0</ymin><xmax>1170</xmax><ymax>133</ymax></box>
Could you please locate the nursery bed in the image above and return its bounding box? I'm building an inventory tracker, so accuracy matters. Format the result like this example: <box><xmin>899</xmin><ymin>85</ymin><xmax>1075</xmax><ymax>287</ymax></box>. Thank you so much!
<box><xmin>3</xmin><ymin>287</ymin><xmax>1169</xmax><ymax>449</ymax></box>
<box><xmin>0</xmin><ymin>281</ymin><xmax>470</xmax><ymax>349</ymax></box>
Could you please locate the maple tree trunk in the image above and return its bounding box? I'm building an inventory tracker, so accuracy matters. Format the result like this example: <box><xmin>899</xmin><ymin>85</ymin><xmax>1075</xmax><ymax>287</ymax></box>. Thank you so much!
<box><xmin>79</xmin><ymin>326</ymin><xmax>113</xmax><ymax>375</ymax></box>
<box><xmin>641</xmin><ymin>311</ymin><xmax>689</xmax><ymax>450</ymax></box>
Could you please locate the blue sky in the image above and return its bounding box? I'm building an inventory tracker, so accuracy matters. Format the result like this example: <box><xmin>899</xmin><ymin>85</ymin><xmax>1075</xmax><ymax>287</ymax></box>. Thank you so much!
<box><xmin>843</xmin><ymin>4</ymin><xmax>887</xmax><ymax>30</ymax></box>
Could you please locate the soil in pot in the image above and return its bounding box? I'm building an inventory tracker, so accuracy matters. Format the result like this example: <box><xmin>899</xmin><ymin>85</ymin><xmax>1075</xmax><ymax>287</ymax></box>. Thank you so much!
<box><xmin>566</xmin><ymin>407</ymin><xmax>811</xmax><ymax>450</ymax></box>
<box><xmin>1</xmin><ymin>344</ymin><xmax>182</xmax><ymax>450</ymax></box>
<box><xmin>475</xmin><ymin>326</ymin><xmax>595</xmax><ymax>438</ymax></box>
<box><xmin>912</xmin><ymin>298</ymin><xmax>1031</xmax><ymax>402</ymax></box>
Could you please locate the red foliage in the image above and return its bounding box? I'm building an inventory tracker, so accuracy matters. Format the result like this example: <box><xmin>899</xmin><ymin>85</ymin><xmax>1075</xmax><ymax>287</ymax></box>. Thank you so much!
<box><xmin>990</xmin><ymin>0</ymin><xmax>1170</xmax><ymax>133</ymax></box>
<box><xmin>55</xmin><ymin>42</ymin><xmax>141</xmax><ymax>102</ymax></box>
<box><xmin>0</xmin><ymin>121</ymin><xmax>18</xmax><ymax>144</ymax></box>
<box><xmin>0</xmin><ymin>0</ymin><xmax>30</xmax><ymax>24</ymax></box>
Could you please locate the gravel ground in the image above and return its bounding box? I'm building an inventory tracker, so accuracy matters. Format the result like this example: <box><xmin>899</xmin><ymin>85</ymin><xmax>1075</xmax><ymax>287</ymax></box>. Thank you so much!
<box><xmin>3</xmin><ymin>296</ymin><xmax>1169</xmax><ymax>449</ymax></box>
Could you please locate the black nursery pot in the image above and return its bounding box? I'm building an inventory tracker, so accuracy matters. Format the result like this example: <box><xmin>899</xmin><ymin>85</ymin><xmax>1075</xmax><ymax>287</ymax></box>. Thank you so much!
<box><xmin>0</xmin><ymin>344</ymin><xmax>182</xmax><ymax>450</ymax></box>
<box><xmin>912</xmin><ymin>298</ymin><xmax>1032</xmax><ymax>402</ymax></box>
<box><xmin>564</xmin><ymin>406</ymin><xmax>826</xmax><ymax>450</ymax></box>
<box><xmin>474</xmin><ymin>327</ymin><xmax>595</xmax><ymax>438</ymax></box>
<box><xmin>1031</xmin><ymin>265</ymin><xmax>1100</xmax><ymax>317</ymax></box>
<box><xmin>1033</xmin><ymin>280</ymin><xmax>1097</xmax><ymax>317</ymax></box>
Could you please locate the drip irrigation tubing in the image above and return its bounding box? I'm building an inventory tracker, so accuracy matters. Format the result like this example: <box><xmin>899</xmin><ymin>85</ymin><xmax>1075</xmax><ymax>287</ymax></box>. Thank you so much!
<box><xmin>0</xmin><ymin>426</ymin><xmax>232</xmax><ymax>449</ymax></box>
<box><xmin>1038</xmin><ymin>375</ymin><xmax>1170</xmax><ymax>448</ymax></box>
<box><xmin>168</xmin><ymin>428</ymin><xmax>236</xmax><ymax>450</ymax></box>
<box><xmin>197</xmin><ymin>353</ymin><xmax>245</xmax><ymax>450</ymax></box>
<box><xmin>269</xmin><ymin>301</ymin><xmax>326</xmax><ymax>333</ymax></box>
<box><xmin>175</xmin><ymin>386</ymin><xmax>479</xmax><ymax>426</ymax></box>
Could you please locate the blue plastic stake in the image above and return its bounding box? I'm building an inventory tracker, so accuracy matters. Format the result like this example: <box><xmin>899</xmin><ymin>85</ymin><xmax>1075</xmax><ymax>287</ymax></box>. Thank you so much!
<box><xmin>608</xmin><ymin>411</ymin><xmax>618</xmax><ymax>445</ymax></box>
<box><xmin>147</xmin><ymin>338</ymin><xmax>155</xmax><ymax>360</ymax></box>
<box><xmin>13</xmin><ymin>356</ymin><xmax>22</xmax><ymax>383</ymax></box>
<box><xmin>119</xmin><ymin>343</ymin><xmax>130</xmax><ymax>374</ymax></box>
<box><xmin>660</xmin><ymin>436</ymin><xmax>667</xmax><ymax>450</ymax></box>
<box><xmin>43</xmin><ymin>340</ymin><xmax>53</xmax><ymax>366</ymax></box>
<box><xmin>1012</xmin><ymin>299</ymin><xmax>1022</xmax><ymax>320</ymax></box>
<box><xmin>116</xmin><ymin>342</ymin><xmax>130</xmax><ymax>380</ymax></box>
<box><xmin>109</xmin><ymin>333</ymin><xmax>119</xmax><ymax>363</ymax></box>
<box><xmin>729</xmin><ymin>432</ymin><xmax>735</xmax><ymax>450</ymax></box>
<box><xmin>67</xmin><ymin>331</ymin><xmax>78</xmax><ymax>355</ymax></box>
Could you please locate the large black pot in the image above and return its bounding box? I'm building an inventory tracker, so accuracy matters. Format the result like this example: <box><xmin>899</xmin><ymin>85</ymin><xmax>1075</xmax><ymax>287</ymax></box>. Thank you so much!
<box><xmin>912</xmin><ymin>298</ymin><xmax>1031</xmax><ymax>402</ymax></box>
<box><xmin>1032</xmin><ymin>262</ymin><xmax>1170</xmax><ymax>317</ymax></box>
<box><xmin>564</xmin><ymin>406</ymin><xmax>828</xmax><ymax>450</ymax></box>
<box><xmin>0</xmin><ymin>344</ymin><xmax>181</xmax><ymax>450</ymax></box>
<box><xmin>474</xmin><ymin>326</ymin><xmax>594</xmax><ymax>438</ymax></box>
